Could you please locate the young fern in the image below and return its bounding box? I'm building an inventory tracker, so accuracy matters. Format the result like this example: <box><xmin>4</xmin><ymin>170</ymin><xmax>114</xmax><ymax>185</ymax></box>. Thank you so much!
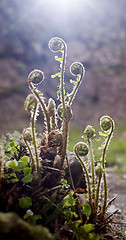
<box><xmin>49</xmin><ymin>37</ymin><xmax>68</xmax><ymax>169</ymax></box>
<box><xmin>74</xmin><ymin>142</ymin><xmax>92</xmax><ymax>207</ymax></box>
<box><xmin>99</xmin><ymin>116</ymin><xmax>115</xmax><ymax>219</ymax></box>
<box><xmin>68</xmin><ymin>62</ymin><xmax>85</xmax><ymax>105</ymax></box>
<box><xmin>84</xmin><ymin>125</ymin><xmax>96</xmax><ymax>201</ymax></box>
<box><xmin>28</xmin><ymin>70</ymin><xmax>51</xmax><ymax>135</ymax></box>
<box><xmin>0</xmin><ymin>37</ymin><xmax>119</xmax><ymax>239</ymax></box>
<box><xmin>74</xmin><ymin>116</ymin><xmax>115</xmax><ymax>224</ymax></box>
<box><xmin>23</xmin><ymin>37</ymin><xmax>85</xmax><ymax>174</ymax></box>
<box><xmin>48</xmin><ymin>37</ymin><xmax>67</xmax><ymax>108</ymax></box>
<box><xmin>49</xmin><ymin>37</ymin><xmax>85</xmax><ymax>169</ymax></box>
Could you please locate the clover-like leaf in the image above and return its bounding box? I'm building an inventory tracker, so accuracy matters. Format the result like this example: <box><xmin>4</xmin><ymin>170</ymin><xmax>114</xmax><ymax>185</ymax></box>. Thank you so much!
<box><xmin>16</xmin><ymin>156</ymin><xmax>30</xmax><ymax>171</ymax></box>
<box><xmin>82</xmin><ymin>203</ymin><xmax>91</xmax><ymax>220</ymax></box>
<box><xmin>22</xmin><ymin>173</ymin><xmax>33</xmax><ymax>183</ymax></box>
<box><xmin>18</xmin><ymin>197</ymin><xmax>32</xmax><ymax>209</ymax></box>
<box><xmin>6</xmin><ymin>159</ymin><xmax>18</xmax><ymax>170</ymax></box>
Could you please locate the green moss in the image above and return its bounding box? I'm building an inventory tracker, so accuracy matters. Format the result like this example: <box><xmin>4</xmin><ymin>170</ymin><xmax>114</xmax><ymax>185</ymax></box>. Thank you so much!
<box><xmin>0</xmin><ymin>212</ymin><xmax>52</xmax><ymax>240</ymax></box>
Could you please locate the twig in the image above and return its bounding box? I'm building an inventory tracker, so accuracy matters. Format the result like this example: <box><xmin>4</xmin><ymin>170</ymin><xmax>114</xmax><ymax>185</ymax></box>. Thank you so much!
<box><xmin>42</xmin><ymin>165</ymin><xmax>63</xmax><ymax>173</ymax></box>
<box><xmin>42</xmin><ymin>195</ymin><xmax>65</xmax><ymax>215</ymax></box>
<box><xmin>107</xmin><ymin>197</ymin><xmax>116</xmax><ymax>207</ymax></box>
<box><xmin>36</xmin><ymin>185</ymin><xmax>62</xmax><ymax>198</ymax></box>
<box><xmin>105</xmin><ymin>209</ymin><xmax>119</xmax><ymax>222</ymax></box>
<box><xmin>111</xmin><ymin>221</ymin><xmax>126</xmax><ymax>224</ymax></box>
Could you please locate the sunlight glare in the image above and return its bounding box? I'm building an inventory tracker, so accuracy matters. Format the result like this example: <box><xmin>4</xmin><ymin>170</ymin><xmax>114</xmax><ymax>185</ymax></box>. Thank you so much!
<box><xmin>48</xmin><ymin>0</ymin><xmax>89</xmax><ymax>11</ymax></box>
<box><xmin>40</xmin><ymin>0</ymin><xmax>90</xmax><ymax>14</ymax></box>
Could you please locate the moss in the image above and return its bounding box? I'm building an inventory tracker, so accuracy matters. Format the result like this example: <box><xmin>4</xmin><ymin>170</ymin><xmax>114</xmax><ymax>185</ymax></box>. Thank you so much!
<box><xmin>0</xmin><ymin>212</ymin><xmax>52</xmax><ymax>240</ymax></box>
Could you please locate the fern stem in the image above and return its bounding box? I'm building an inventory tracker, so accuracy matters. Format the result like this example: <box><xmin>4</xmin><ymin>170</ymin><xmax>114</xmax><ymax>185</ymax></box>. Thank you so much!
<box><xmin>94</xmin><ymin>176</ymin><xmax>101</xmax><ymax>216</ymax></box>
<box><xmin>101</xmin><ymin>126</ymin><xmax>114</xmax><ymax>218</ymax></box>
<box><xmin>74</xmin><ymin>148</ymin><xmax>92</xmax><ymax>207</ymax></box>
<box><xmin>60</xmin><ymin>42</ymin><xmax>69</xmax><ymax>169</ymax></box>
<box><xmin>28</xmin><ymin>80</ymin><xmax>51</xmax><ymax>134</ymax></box>
<box><xmin>31</xmin><ymin>107</ymin><xmax>40</xmax><ymax>175</ymax></box>
<box><xmin>60</xmin><ymin>43</ymin><xmax>67</xmax><ymax>112</ymax></box>
<box><xmin>60</xmin><ymin>121</ymin><xmax>68</xmax><ymax>169</ymax></box>
<box><xmin>68</xmin><ymin>74</ymin><xmax>83</xmax><ymax>106</ymax></box>
<box><xmin>24</xmin><ymin>138</ymin><xmax>34</xmax><ymax>167</ymax></box>
<box><xmin>88</xmin><ymin>139</ymin><xmax>95</xmax><ymax>200</ymax></box>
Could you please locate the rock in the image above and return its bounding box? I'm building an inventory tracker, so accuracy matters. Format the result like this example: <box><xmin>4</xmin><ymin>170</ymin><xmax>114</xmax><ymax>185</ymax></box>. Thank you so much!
<box><xmin>65</xmin><ymin>151</ymin><xmax>87</xmax><ymax>190</ymax></box>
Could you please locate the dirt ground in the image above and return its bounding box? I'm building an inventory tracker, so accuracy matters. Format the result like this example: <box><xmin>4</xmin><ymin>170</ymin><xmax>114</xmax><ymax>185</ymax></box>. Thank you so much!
<box><xmin>105</xmin><ymin>167</ymin><xmax>126</xmax><ymax>238</ymax></box>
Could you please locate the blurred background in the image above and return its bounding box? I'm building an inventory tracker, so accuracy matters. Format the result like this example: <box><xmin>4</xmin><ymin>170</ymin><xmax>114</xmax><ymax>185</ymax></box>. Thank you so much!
<box><xmin>0</xmin><ymin>0</ymin><xmax>126</xmax><ymax>169</ymax></box>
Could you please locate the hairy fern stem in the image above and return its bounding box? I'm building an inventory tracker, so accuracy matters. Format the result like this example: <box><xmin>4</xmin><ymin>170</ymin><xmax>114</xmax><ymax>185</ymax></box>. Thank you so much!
<box><xmin>101</xmin><ymin>125</ymin><xmax>114</xmax><ymax>218</ymax></box>
<box><xmin>28</xmin><ymin>79</ymin><xmax>51</xmax><ymax>135</ymax></box>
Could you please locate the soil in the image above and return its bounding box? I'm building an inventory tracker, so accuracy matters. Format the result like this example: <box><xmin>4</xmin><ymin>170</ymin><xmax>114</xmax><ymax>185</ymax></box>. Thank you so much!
<box><xmin>100</xmin><ymin>167</ymin><xmax>126</xmax><ymax>239</ymax></box>
<box><xmin>107</xmin><ymin>168</ymin><xmax>126</xmax><ymax>221</ymax></box>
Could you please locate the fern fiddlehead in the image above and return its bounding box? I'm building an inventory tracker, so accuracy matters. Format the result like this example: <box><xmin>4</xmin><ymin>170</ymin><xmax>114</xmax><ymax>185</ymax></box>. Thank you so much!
<box><xmin>28</xmin><ymin>69</ymin><xmax>51</xmax><ymax>135</ymax></box>
<box><xmin>99</xmin><ymin>116</ymin><xmax>115</xmax><ymax>218</ymax></box>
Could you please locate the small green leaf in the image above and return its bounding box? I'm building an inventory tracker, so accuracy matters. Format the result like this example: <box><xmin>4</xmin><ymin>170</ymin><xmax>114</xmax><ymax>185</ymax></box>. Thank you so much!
<box><xmin>10</xmin><ymin>178</ymin><xmax>18</xmax><ymax>183</ymax></box>
<box><xmin>5</xmin><ymin>159</ymin><xmax>18</xmax><ymax>170</ymax></box>
<box><xmin>98</xmin><ymin>143</ymin><xmax>106</xmax><ymax>150</ymax></box>
<box><xmin>7</xmin><ymin>141</ymin><xmax>17</xmax><ymax>153</ymax></box>
<box><xmin>72</xmin><ymin>211</ymin><xmax>78</xmax><ymax>218</ymax></box>
<box><xmin>60</xmin><ymin>179</ymin><xmax>70</xmax><ymax>189</ymax></box>
<box><xmin>20</xmin><ymin>156</ymin><xmax>29</xmax><ymax>165</ymax></box>
<box><xmin>84</xmin><ymin>223</ymin><xmax>95</xmax><ymax>233</ymax></box>
<box><xmin>60</xmin><ymin>179</ymin><xmax>67</xmax><ymax>184</ymax></box>
<box><xmin>74</xmin><ymin>220</ymin><xmax>81</xmax><ymax>228</ymax></box>
<box><xmin>9</xmin><ymin>141</ymin><xmax>17</xmax><ymax>147</ymax></box>
<box><xmin>99</xmin><ymin>132</ymin><xmax>110</xmax><ymax>137</ymax></box>
<box><xmin>28</xmin><ymin>214</ymin><xmax>42</xmax><ymax>225</ymax></box>
<box><xmin>18</xmin><ymin>197</ymin><xmax>32</xmax><ymax>209</ymax></box>
<box><xmin>23</xmin><ymin>214</ymin><xmax>30</xmax><ymax>220</ymax></box>
<box><xmin>63</xmin><ymin>192</ymin><xmax>75</xmax><ymax>208</ymax></box>
<box><xmin>55</xmin><ymin>56</ymin><xmax>63</xmax><ymax>63</ymax></box>
<box><xmin>23</xmin><ymin>167</ymin><xmax>31</xmax><ymax>176</ymax></box>
<box><xmin>16</xmin><ymin>156</ymin><xmax>30</xmax><ymax>171</ymax></box>
<box><xmin>70</xmin><ymin>79</ymin><xmax>77</xmax><ymax>85</ymax></box>
<box><xmin>82</xmin><ymin>204</ymin><xmax>91</xmax><ymax>220</ymax></box>
<box><xmin>22</xmin><ymin>173</ymin><xmax>33</xmax><ymax>183</ymax></box>
<box><xmin>51</xmin><ymin>72</ymin><xmax>61</xmax><ymax>78</ymax></box>
<box><xmin>5</xmin><ymin>173</ymin><xmax>18</xmax><ymax>183</ymax></box>
<box><xmin>24</xmin><ymin>212</ymin><xmax>42</xmax><ymax>225</ymax></box>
